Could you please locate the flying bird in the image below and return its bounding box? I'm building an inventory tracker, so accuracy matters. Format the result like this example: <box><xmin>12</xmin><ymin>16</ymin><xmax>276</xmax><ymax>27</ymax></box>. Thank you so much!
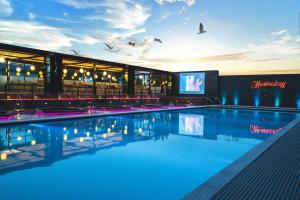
<box><xmin>154</xmin><ymin>38</ymin><xmax>163</xmax><ymax>43</ymax></box>
<box><xmin>197</xmin><ymin>23</ymin><xmax>207</xmax><ymax>34</ymax></box>
<box><xmin>70</xmin><ymin>50</ymin><xmax>80</xmax><ymax>55</ymax></box>
<box><xmin>128</xmin><ymin>41</ymin><xmax>135</xmax><ymax>47</ymax></box>
<box><xmin>105</xmin><ymin>43</ymin><xmax>114</xmax><ymax>50</ymax></box>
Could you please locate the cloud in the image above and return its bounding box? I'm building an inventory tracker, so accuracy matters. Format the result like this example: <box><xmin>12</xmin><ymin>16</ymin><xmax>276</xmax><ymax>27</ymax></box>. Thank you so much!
<box><xmin>63</xmin><ymin>12</ymin><xmax>69</xmax><ymax>17</ymax></box>
<box><xmin>0</xmin><ymin>20</ymin><xmax>73</xmax><ymax>50</ymax></box>
<box><xmin>57</xmin><ymin>0</ymin><xmax>150</xmax><ymax>30</ymax></box>
<box><xmin>157</xmin><ymin>11</ymin><xmax>171</xmax><ymax>22</ymax></box>
<box><xmin>28</xmin><ymin>12</ymin><xmax>36</xmax><ymax>20</ymax></box>
<box><xmin>139</xmin><ymin>52</ymin><xmax>249</xmax><ymax>64</ymax></box>
<box><xmin>199</xmin><ymin>11</ymin><xmax>207</xmax><ymax>17</ymax></box>
<box><xmin>155</xmin><ymin>0</ymin><xmax>196</xmax><ymax>6</ymax></box>
<box><xmin>0</xmin><ymin>0</ymin><xmax>13</xmax><ymax>16</ymax></box>
<box><xmin>245</xmin><ymin>29</ymin><xmax>299</xmax><ymax>56</ymax></box>
<box><xmin>56</xmin><ymin>0</ymin><xmax>100</xmax><ymax>9</ymax></box>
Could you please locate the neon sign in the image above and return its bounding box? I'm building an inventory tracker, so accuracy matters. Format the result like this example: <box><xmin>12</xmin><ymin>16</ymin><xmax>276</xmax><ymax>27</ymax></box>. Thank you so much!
<box><xmin>250</xmin><ymin>124</ymin><xmax>282</xmax><ymax>135</ymax></box>
<box><xmin>250</xmin><ymin>80</ymin><xmax>287</xmax><ymax>89</ymax></box>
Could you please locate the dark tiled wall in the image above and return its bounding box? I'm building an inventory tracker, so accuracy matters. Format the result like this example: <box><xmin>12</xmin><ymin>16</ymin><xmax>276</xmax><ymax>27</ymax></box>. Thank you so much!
<box><xmin>219</xmin><ymin>74</ymin><xmax>300</xmax><ymax>108</ymax></box>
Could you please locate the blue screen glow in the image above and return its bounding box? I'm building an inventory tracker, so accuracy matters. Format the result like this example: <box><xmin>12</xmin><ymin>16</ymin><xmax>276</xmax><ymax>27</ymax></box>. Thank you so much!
<box><xmin>179</xmin><ymin>72</ymin><xmax>205</xmax><ymax>95</ymax></box>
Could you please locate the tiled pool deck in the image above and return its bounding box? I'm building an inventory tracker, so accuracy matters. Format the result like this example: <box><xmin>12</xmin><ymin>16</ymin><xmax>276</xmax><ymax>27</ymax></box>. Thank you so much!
<box><xmin>184</xmin><ymin>118</ymin><xmax>300</xmax><ymax>200</ymax></box>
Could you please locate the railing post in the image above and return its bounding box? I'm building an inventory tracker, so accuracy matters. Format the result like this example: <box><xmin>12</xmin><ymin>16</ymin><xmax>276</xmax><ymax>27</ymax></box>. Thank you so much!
<box><xmin>77</xmin><ymin>86</ymin><xmax>79</xmax><ymax>99</ymax></box>
<box><xmin>5</xmin><ymin>84</ymin><xmax>8</xmax><ymax>100</ymax></box>
<box><xmin>31</xmin><ymin>85</ymin><xmax>34</xmax><ymax>100</ymax></box>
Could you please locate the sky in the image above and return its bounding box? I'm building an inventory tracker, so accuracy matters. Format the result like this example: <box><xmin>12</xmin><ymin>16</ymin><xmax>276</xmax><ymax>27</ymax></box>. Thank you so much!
<box><xmin>0</xmin><ymin>0</ymin><xmax>299</xmax><ymax>75</ymax></box>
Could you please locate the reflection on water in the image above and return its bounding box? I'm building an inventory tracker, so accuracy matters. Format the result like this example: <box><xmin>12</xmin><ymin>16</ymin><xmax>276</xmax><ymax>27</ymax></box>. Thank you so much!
<box><xmin>0</xmin><ymin>109</ymin><xmax>298</xmax><ymax>200</ymax></box>
<box><xmin>0</xmin><ymin>108</ymin><xmax>296</xmax><ymax>176</ymax></box>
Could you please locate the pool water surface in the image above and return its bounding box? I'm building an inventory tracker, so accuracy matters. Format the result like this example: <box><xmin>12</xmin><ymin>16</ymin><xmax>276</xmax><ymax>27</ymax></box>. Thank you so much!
<box><xmin>0</xmin><ymin>108</ymin><xmax>298</xmax><ymax>200</ymax></box>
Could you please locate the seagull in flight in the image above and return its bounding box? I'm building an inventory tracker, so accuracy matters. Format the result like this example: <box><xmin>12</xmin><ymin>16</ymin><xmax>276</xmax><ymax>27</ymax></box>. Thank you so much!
<box><xmin>105</xmin><ymin>43</ymin><xmax>114</xmax><ymax>50</ymax></box>
<box><xmin>197</xmin><ymin>23</ymin><xmax>207</xmax><ymax>34</ymax></box>
<box><xmin>70</xmin><ymin>50</ymin><xmax>80</xmax><ymax>55</ymax></box>
<box><xmin>154</xmin><ymin>38</ymin><xmax>163</xmax><ymax>43</ymax></box>
<box><xmin>128</xmin><ymin>41</ymin><xmax>135</xmax><ymax>47</ymax></box>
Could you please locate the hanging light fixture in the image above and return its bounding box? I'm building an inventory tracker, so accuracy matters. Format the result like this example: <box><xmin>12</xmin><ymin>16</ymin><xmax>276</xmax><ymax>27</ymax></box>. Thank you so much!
<box><xmin>0</xmin><ymin>56</ymin><xmax>5</xmax><ymax>63</ymax></box>
<box><xmin>86</xmin><ymin>71</ymin><xmax>90</xmax><ymax>76</ymax></box>
<box><xmin>26</xmin><ymin>71</ymin><xmax>31</xmax><ymax>76</ymax></box>
<box><xmin>94</xmin><ymin>74</ymin><xmax>98</xmax><ymax>79</ymax></box>
<box><xmin>63</xmin><ymin>69</ymin><xmax>68</xmax><ymax>74</ymax></box>
<box><xmin>107</xmin><ymin>74</ymin><xmax>111</xmax><ymax>79</ymax></box>
<box><xmin>16</xmin><ymin>67</ymin><xmax>21</xmax><ymax>73</ymax></box>
<box><xmin>30</xmin><ymin>65</ymin><xmax>35</xmax><ymax>71</ymax></box>
<box><xmin>38</xmin><ymin>71</ymin><xmax>43</xmax><ymax>75</ymax></box>
<box><xmin>103</xmin><ymin>71</ymin><xmax>107</xmax><ymax>76</ymax></box>
<box><xmin>79</xmin><ymin>68</ymin><xmax>84</xmax><ymax>73</ymax></box>
<box><xmin>74</xmin><ymin>72</ymin><xmax>78</xmax><ymax>77</ymax></box>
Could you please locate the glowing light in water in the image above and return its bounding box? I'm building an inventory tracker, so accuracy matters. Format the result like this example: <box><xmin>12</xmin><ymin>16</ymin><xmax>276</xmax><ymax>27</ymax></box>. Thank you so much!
<box><xmin>64</xmin><ymin>135</ymin><xmax>68</xmax><ymax>141</ymax></box>
<box><xmin>31</xmin><ymin>140</ymin><xmax>36</xmax><ymax>146</ymax></box>
<box><xmin>1</xmin><ymin>153</ymin><xmax>7</xmax><ymax>160</ymax></box>
<box><xmin>74</xmin><ymin>128</ymin><xmax>78</xmax><ymax>134</ymax></box>
<box><xmin>86</xmin><ymin>132</ymin><xmax>90</xmax><ymax>137</ymax></box>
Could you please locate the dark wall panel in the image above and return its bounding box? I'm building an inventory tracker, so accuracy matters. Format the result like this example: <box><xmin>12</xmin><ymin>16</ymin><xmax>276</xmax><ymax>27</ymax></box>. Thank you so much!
<box><xmin>219</xmin><ymin>74</ymin><xmax>300</xmax><ymax>108</ymax></box>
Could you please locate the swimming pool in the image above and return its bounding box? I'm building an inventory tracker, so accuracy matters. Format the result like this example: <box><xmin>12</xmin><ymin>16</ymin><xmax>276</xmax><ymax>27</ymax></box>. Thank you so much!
<box><xmin>0</xmin><ymin>108</ymin><xmax>298</xmax><ymax>200</ymax></box>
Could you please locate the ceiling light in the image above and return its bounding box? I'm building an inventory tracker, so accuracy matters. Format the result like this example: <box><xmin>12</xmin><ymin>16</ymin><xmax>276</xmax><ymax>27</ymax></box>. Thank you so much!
<box><xmin>30</xmin><ymin>65</ymin><xmax>35</xmax><ymax>71</ymax></box>
<box><xmin>0</xmin><ymin>57</ymin><xmax>5</xmax><ymax>63</ymax></box>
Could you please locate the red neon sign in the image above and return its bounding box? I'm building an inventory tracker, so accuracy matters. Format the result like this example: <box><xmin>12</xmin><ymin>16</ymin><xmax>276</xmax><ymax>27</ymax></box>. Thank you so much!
<box><xmin>250</xmin><ymin>80</ymin><xmax>287</xmax><ymax>89</ymax></box>
<box><xmin>250</xmin><ymin>124</ymin><xmax>282</xmax><ymax>135</ymax></box>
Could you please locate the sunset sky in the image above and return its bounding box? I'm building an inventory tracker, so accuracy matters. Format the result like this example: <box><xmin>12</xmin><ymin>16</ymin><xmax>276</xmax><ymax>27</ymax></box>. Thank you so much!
<box><xmin>0</xmin><ymin>0</ymin><xmax>299</xmax><ymax>75</ymax></box>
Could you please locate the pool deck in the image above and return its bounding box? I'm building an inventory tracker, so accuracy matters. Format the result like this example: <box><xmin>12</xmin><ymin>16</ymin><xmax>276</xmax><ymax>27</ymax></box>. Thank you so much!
<box><xmin>184</xmin><ymin>118</ymin><xmax>300</xmax><ymax>200</ymax></box>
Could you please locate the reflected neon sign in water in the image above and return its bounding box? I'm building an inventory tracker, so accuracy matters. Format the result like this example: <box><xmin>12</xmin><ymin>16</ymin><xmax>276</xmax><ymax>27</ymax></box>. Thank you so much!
<box><xmin>250</xmin><ymin>124</ymin><xmax>282</xmax><ymax>135</ymax></box>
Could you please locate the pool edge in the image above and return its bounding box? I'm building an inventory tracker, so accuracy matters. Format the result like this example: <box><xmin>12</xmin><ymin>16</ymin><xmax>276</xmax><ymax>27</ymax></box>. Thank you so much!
<box><xmin>0</xmin><ymin>106</ymin><xmax>205</xmax><ymax>126</ymax></box>
<box><xmin>182</xmin><ymin>117</ymin><xmax>300</xmax><ymax>200</ymax></box>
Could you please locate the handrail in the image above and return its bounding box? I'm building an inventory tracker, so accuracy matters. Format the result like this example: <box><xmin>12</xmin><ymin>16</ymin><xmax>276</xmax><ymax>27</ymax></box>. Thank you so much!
<box><xmin>213</xmin><ymin>97</ymin><xmax>222</xmax><ymax>104</ymax></box>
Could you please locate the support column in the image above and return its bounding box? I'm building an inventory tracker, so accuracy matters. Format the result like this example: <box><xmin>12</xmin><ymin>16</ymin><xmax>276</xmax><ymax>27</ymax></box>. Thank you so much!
<box><xmin>92</xmin><ymin>62</ymin><xmax>97</xmax><ymax>98</ymax></box>
<box><xmin>6</xmin><ymin>60</ymin><xmax>10</xmax><ymax>83</ymax></box>
<box><xmin>127</xmin><ymin>67</ymin><xmax>135</xmax><ymax>96</ymax></box>
<box><xmin>44</xmin><ymin>54</ymin><xmax>63</xmax><ymax>98</ymax></box>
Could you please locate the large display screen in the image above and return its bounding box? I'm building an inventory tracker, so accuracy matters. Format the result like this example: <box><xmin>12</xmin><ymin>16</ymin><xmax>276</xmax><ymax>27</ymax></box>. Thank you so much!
<box><xmin>179</xmin><ymin>72</ymin><xmax>205</xmax><ymax>94</ymax></box>
<box><xmin>179</xmin><ymin>114</ymin><xmax>204</xmax><ymax>136</ymax></box>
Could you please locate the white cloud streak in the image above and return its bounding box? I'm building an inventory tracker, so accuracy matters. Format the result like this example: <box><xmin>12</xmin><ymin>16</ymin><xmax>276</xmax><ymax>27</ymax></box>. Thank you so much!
<box><xmin>155</xmin><ymin>0</ymin><xmax>196</xmax><ymax>6</ymax></box>
<box><xmin>57</xmin><ymin>0</ymin><xmax>150</xmax><ymax>30</ymax></box>
<box><xmin>0</xmin><ymin>0</ymin><xmax>13</xmax><ymax>16</ymax></box>
<box><xmin>0</xmin><ymin>20</ymin><xmax>73</xmax><ymax>50</ymax></box>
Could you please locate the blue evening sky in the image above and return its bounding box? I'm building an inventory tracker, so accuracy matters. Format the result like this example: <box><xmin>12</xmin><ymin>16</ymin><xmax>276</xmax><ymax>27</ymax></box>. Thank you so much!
<box><xmin>0</xmin><ymin>0</ymin><xmax>299</xmax><ymax>75</ymax></box>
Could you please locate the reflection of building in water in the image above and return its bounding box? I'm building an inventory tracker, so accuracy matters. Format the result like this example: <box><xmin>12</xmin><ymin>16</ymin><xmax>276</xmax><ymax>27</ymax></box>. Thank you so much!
<box><xmin>0</xmin><ymin>113</ymin><xmax>173</xmax><ymax>175</ymax></box>
<box><xmin>0</xmin><ymin>110</ymin><xmax>287</xmax><ymax>175</ymax></box>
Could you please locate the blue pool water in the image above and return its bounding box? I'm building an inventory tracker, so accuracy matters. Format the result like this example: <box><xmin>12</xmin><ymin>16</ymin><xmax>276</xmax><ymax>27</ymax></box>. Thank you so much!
<box><xmin>0</xmin><ymin>108</ymin><xmax>298</xmax><ymax>200</ymax></box>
